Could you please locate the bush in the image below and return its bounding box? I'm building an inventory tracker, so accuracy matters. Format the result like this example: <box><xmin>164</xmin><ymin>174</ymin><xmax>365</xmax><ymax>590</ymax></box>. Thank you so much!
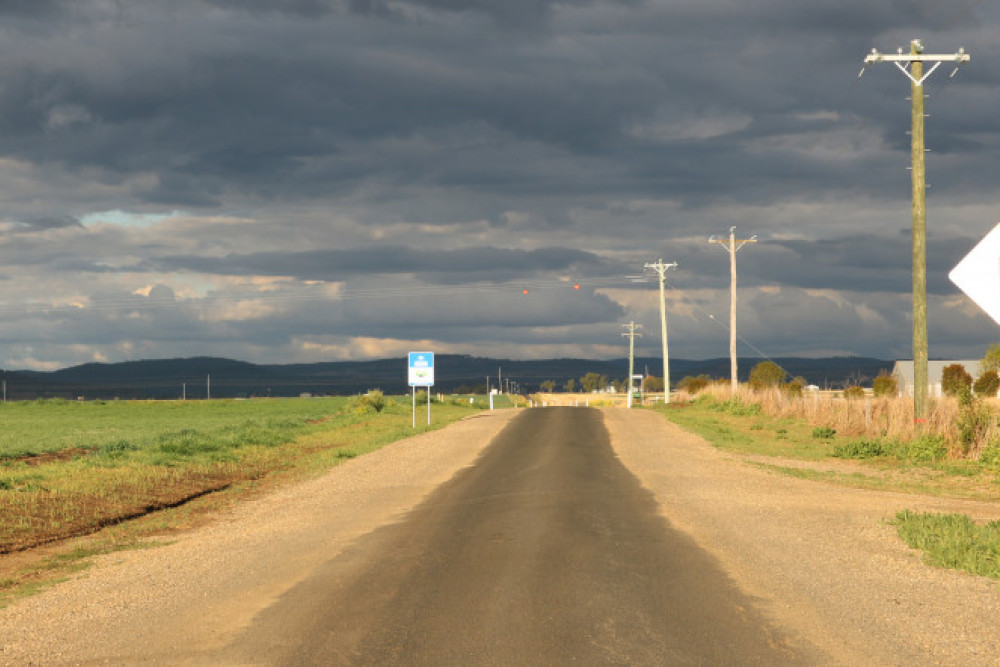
<box><xmin>974</xmin><ymin>371</ymin><xmax>1000</xmax><ymax>398</ymax></box>
<box><xmin>812</xmin><ymin>426</ymin><xmax>836</xmax><ymax>439</ymax></box>
<box><xmin>982</xmin><ymin>343</ymin><xmax>1000</xmax><ymax>375</ymax></box>
<box><xmin>872</xmin><ymin>373</ymin><xmax>898</xmax><ymax>397</ymax></box>
<box><xmin>350</xmin><ymin>389</ymin><xmax>391</xmax><ymax>415</ymax></box>
<box><xmin>643</xmin><ymin>375</ymin><xmax>664</xmax><ymax>393</ymax></box>
<box><xmin>942</xmin><ymin>364</ymin><xmax>973</xmax><ymax>398</ymax></box>
<box><xmin>843</xmin><ymin>385</ymin><xmax>865</xmax><ymax>399</ymax></box>
<box><xmin>784</xmin><ymin>380</ymin><xmax>804</xmax><ymax>397</ymax></box>
<box><xmin>955</xmin><ymin>391</ymin><xmax>993</xmax><ymax>455</ymax></box>
<box><xmin>676</xmin><ymin>375</ymin><xmax>710</xmax><ymax>394</ymax></box>
<box><xmin>748</xmin><ymin>361</ymin><xmax>785</xmax><ymax>391</ymax></box>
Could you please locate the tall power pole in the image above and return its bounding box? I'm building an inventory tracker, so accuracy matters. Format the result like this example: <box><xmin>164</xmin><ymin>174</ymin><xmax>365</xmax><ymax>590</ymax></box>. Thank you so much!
<box><xmin>863</xmin><ymin>40</ymin><xmax>970</xmax><ymax>421</ymax></box>
<box><xmin>644</xmin><ymin>259</ymin><xmax>678</xmax><ymax>404</ymax></box>
<box><xmin>620</xmin><ymin>321</ymin><xmax>643</xmax><ymax>408</ymax></box>
<box><xmin>709</xmin><ymin>227</ymin><xmax>756</xmax><ymax>394</ymax></box>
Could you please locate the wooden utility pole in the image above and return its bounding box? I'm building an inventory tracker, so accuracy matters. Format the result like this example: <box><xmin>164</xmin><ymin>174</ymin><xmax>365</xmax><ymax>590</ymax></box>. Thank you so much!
<box><xmin>620</xmin><ymin>321</ymin><xmax>642</xmax><ymax>408</ymax></box>
<box><xmin>911</xmin><ymin>44</ymin><xmax>928</xmax><ymax>422</ymax></box>
<box><xmin>644</xmin><ymin>259</ymin><xmax>677</xmax><ymax>404</ymax></box>
<box><xmin>709</xmin><ymin>227</ymin><xmax>756</xmax><ymax>394</ymax></box>
<box><xmin>863</xmin><ymin>40</ymin><xmax>969</xmax><ymax>421</ymax></box>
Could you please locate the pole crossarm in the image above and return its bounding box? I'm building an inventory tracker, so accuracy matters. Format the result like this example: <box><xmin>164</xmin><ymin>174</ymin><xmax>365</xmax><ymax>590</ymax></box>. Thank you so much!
<box><xmin>619</xmin><ymin>322</ymin><xmax>643</xmax><ymax>339</ymax></box>
<box><xmin>643</xmin><ymin>260</ymin><xmax>678</xmax><ymax>275</ymax></box>
<box><xmin>864</xmin><ymin>43</ymin><xmax>969</xmax><ymax>87</ymax></box>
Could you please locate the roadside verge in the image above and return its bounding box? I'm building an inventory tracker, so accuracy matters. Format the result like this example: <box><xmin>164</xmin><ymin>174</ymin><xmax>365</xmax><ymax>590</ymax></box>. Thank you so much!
<box><xmin>604</xmin><ymin>407</ymin><xmax>1000</xmax><ymax>666</ymax></box>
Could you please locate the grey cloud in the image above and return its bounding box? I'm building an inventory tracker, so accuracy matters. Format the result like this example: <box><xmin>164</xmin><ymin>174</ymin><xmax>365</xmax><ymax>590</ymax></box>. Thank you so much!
<box><xmin>15</xmin><ymin>214</ymin><xmax>82</xmax><ymax>230</ymax></box>
<box><xmin>153</xmin><ymin>246</ymin><xmax>614</xmax><ymax>284</ymax></box>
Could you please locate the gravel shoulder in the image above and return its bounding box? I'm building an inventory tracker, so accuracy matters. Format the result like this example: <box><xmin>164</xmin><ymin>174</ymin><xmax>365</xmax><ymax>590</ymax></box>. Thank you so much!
<box><xmin>605</xmin><ymin>408</ymin><xmax>1000</xmax><ymax>665</ymax></box>
<box><xmin>0</xmin><ymin>410</ymin><xmax>518</xmax><ymax>665</ymax></box>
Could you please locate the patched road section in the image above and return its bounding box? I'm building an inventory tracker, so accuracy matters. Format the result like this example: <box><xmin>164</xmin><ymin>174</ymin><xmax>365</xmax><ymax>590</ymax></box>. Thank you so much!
<box><xmin>222</xmin><ymin>407</ymin><xmax>815</xmax><ymax>664</ymax></box>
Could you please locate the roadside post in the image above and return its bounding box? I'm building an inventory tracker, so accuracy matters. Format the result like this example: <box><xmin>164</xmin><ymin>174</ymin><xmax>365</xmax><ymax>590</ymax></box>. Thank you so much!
<box><xmin>408</xmin><ymin>351</ymin><xmax>434</xmax><ymax>427</ymax></box>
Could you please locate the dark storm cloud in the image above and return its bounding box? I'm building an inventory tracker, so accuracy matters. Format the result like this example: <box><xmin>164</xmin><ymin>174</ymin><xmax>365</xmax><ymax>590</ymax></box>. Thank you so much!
<box><xmin>740</xmin><ymin>233</ymin><xmax>980</xmax><ymax>295</ymax></box>
<box><xmin>0</xmin><ymin>0</ymin><xmax>996</xmax><ymax>369</ymax></box>
<box><xmin>154</xmin><ymin>246</ymin><xmax>613</xmax><ymax>284</ymax></box>
<box><xmin>0</xmin><ymin>0</ymin><xmax>986</xmax><ymax>210</ymax></box>
<box><xmin>14</xmin><ymin>215</ymin><xmax>82</xmax><ymax>230</ymax></box>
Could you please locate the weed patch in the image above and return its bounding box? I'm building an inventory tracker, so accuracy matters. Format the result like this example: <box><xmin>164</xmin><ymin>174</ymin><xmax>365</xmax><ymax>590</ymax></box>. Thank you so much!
<box><xmin>832</xmin><ymin>439</ymin><xmax>887</xmax><ymax>459</ymax></box>
<box><xmin>895</xmin><ymin>511</ymin><xmax>1000</xmax><ymax>579</ymax></box>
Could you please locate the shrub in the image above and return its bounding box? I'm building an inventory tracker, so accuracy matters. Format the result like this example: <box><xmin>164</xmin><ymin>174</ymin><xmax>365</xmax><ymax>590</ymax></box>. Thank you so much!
<box><xmin>676</xmin><ymin>375</ymin><xmax>710</xmax><ymax>394</ymax></box>
<box><xmin>832</xmin><ymin>439</ymin><xmax>887</xmax><ymax>459</ymax></box>
<box><xmin>955</xmin><ymin>390</ymin><xmax>993</xmax><ymax>455</ymax></box>
<box><xmin>643</xmin><ymin>375</ymin><xmax>664</xmax><ymax>393</ymax></box>
<box><xmin>941</xmin><ymin>364</ymin><xmax>973</xmax><ymax>398</ymax></box>
<box><xmin>748</xmin><ymin>361</ymin><xmax>785</xmax><ymax>391</ymax></box>
<box><xmin>982</xmin><ymin>343</ymin><xmax>1000</xmax><ymax>375</ymax></box>
<box><xmin>350</xmin><ymin>389</ymin><xmax>391</xmax><ymax>415</ymax></box>
<box><xmin>784</xmin><ymin>380</ymin><xmax>804</xmax><ymax>397</ymax></box>
<box><xmin>900</xmin><ymin>435</ymin><xmax>948</xmax><ymax>462</ymax></box>
<box><xmin>843</xmin><ymin>385</ymin><xmax>865</xmax><ymax>400</ymax></box>
<box><xmin>973</xmin><ymin>371</ymin><xmax>1000</xmax><ymax>398</ymax></box>
<box><xmin>872</xmin><ymin>372</ymin><xmax>898</xmax><ymax>397</ymax></box>
<box><xmin>812</xmin><ymin>426</ymin><xmax>836</xmax><ymax>439</ymax></box>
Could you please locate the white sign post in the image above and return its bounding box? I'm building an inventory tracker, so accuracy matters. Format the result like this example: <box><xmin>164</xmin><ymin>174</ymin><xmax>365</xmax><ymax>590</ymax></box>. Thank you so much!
<box><xmin>949</xmin><ymin>222</ymin><xmax>1000</xmax><ymax>327</ymax></box>
<box><xmin>408</xmin><ymin>352</ymin><xmax>434</xmax><ymax>427</ymax></box>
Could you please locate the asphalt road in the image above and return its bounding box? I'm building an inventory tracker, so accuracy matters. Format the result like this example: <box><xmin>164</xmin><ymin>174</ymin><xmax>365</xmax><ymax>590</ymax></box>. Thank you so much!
<box><xmin>221</xmin><ymin>407</ymin><xmax>814</xmax><ymax>664</ymax></box>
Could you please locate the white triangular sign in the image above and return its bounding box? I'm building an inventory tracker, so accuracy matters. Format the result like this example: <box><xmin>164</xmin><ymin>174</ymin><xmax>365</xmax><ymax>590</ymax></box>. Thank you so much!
<box><xmin>950</xmin><ymin>222</ymin><xmax>1000</xmax><ymax>327</ymax></box>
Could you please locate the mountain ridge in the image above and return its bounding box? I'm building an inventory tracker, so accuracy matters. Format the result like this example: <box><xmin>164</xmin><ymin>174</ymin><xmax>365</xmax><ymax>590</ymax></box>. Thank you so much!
<box><xmin>2</xmin><ymin>354</ymin><xmax>896</xmax><ymax>400</ymax></box>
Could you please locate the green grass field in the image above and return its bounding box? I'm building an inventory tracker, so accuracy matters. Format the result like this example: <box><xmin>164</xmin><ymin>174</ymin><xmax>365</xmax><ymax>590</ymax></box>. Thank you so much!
<box><xmin>0</xmin><ymin>395</ymin><xmax>488</xmax><ymax>555</ymax></box>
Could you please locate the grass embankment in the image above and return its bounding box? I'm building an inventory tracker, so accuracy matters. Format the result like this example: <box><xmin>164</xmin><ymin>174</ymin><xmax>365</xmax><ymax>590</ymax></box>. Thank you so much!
<box><xmin>654</xmin><ymin>391</ymin><xmax>1000</xmax><ymax>579</ymax></box>
<box><xmin>0</xmin><ymin>394</ymin><xmax>491</xmax><ymax>602</ymax></box>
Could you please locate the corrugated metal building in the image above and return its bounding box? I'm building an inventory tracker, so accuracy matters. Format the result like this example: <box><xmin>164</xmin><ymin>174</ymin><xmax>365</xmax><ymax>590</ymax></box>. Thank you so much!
<box><xmin>891</xmin><ymin>360</ymin><xmax>984</xmax><ymax>397</ymax></box>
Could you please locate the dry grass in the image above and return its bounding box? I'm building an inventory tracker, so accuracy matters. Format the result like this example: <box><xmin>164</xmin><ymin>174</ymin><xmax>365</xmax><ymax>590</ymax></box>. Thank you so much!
<box><xmin>676</xmin><ymin>384</ymin><xmax>1000</xmax><ymax>459</ymax></box>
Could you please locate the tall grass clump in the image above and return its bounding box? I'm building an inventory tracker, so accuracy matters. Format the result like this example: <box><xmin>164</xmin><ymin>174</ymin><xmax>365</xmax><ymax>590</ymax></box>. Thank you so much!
<box><xmin>896</xmin><ymin>510</ymin><xmax>1000</xmax><ymax>579</ymax></box>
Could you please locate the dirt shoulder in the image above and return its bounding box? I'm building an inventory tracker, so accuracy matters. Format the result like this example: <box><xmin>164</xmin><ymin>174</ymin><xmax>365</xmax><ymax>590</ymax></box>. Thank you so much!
<box><xmin>0</xmin><ymin>410</ymin><xmax>518</xmax><ymax>665</ymax></box>
<box><xmin>605</xmin><ymin>407</ymin><xmax>1000</xmax><ymax>665</ymax></box>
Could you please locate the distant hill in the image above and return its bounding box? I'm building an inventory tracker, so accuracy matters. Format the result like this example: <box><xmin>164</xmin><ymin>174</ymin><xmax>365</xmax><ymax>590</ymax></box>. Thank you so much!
<box><xmin>2</xmin><ymin>355</ymin><xmax>895</xmax><ymax>401</ymax></box>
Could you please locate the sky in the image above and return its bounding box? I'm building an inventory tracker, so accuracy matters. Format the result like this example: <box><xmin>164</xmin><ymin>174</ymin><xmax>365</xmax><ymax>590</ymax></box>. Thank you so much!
<box><xmin>0</xmin><ymin>0</ymin><xmax>999</xmax><ymax>371</ymax></box>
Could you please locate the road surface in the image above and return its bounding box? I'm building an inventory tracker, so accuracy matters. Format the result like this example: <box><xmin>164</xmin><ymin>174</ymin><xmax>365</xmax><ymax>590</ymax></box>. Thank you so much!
<box><xmin>220</xmin><ymin>407</ymin><xmax>815</xmax><ymax>664</ymax></box>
